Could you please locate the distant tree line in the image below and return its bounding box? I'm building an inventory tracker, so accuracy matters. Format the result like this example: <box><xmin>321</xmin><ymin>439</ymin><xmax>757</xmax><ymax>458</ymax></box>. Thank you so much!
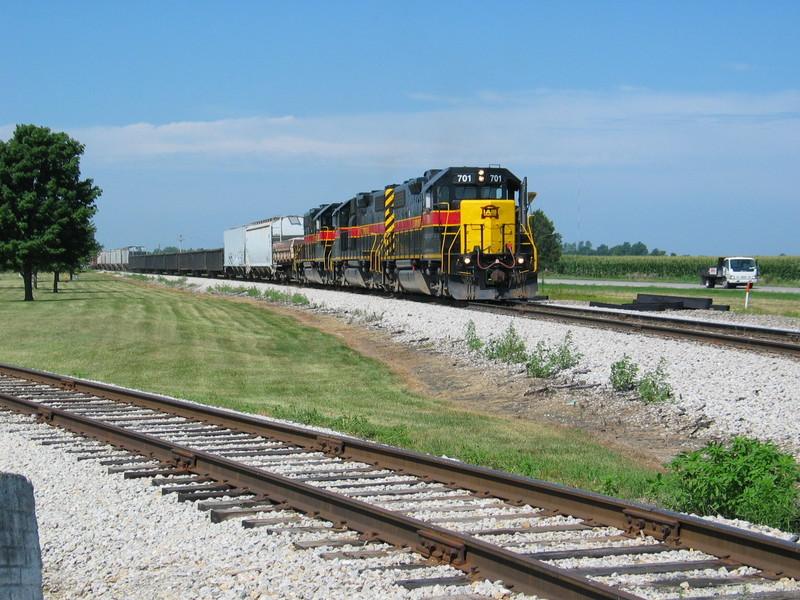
<box><xmin>562</xmin><ymin>240</ymin><xmax>669</xmax><ymax>257</ymax></box>
<box><xmin>0</xmin><ymin>125</ymin><xmax>101</xmax><ymax>300</ymax></box>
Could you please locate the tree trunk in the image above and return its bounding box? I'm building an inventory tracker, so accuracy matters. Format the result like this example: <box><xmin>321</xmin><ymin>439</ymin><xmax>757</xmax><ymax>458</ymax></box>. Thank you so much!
<box><xmin>53</xmin><ymin>272</ymin><xmax>60</xmax><ymax>293</ymax></box>
<box><xmin>22</xmin><ymin>265</ymin><xmax>34</xmax><ymax>301</ymax></box>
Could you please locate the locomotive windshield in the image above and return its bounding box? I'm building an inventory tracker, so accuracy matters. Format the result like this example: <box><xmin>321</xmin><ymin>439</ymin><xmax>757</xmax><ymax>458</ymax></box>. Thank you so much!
<box><xmin>454</xmin><ymin>185</ymin><xmax>505</xmax><ymax>200</ymax></box>
<box><xmin>435</xmin><ymin>184</ymin><xmax>507</xmax><ymax>207</ymax></box>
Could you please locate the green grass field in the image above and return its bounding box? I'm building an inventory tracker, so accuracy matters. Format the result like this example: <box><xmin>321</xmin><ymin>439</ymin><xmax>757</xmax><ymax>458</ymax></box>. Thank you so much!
<box><xmin>1</xmin><ymin>271</ymin><xmax>657</xmax><ymax>500</ymax></box>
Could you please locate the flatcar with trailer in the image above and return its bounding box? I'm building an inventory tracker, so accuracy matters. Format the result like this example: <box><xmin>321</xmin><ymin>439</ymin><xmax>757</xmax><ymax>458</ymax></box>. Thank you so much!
<box><xmin>112</xmin><ymin>166</ymin><xmax>540</xmax><ymax>301</ymax></box>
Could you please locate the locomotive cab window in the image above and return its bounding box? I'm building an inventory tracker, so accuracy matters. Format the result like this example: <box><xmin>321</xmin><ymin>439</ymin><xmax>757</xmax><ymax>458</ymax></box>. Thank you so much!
<box><xmin>436</xmin><ymin>185</ymin><xmax>450</xmax><ymax>207</ymax></box>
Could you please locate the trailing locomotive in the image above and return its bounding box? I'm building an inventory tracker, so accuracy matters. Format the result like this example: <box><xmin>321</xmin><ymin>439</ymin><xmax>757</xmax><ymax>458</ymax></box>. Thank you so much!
<box><xmin>122</xmin><ymin>166</ymin><xmax>539</xmax><ymax>301</ymax></box>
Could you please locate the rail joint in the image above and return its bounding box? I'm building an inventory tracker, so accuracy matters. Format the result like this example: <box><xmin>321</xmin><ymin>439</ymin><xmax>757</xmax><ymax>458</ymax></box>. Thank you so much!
<box><xmin>417</xmin><ymin>529</ymin><xmax>467</xmax><ymax>566</ymax></box>
<box><xmin>171</xmin><ymin>448</ymin><xmax>197</xmax><ymax>469</ymax></box>
<box><xmin>317</xmin><ymin>435</ymin><xmax>345</xmax><ymax>456</ymax></box>
<box><xmin>623</xmin><ymin>508</ymin><xmax>681</xmax><ymax>544</ymax></box>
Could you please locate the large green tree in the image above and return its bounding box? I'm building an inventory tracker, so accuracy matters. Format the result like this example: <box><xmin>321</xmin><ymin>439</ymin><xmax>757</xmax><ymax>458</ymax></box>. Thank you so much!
<box><xmin>530</xmin><ymin>208</ymin><xmax>562</xmax><ymax>270</ymax></box>
<box><xmin>0</xmin><ymin>125</ymin><xmax>101</xmax><ymax>300</ymax></box>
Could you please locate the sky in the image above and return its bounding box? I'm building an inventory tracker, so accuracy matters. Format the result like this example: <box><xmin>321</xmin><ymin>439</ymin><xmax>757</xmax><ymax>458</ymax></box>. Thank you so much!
<box><xmin>2</xmin><ymin>1</ymin><xmax>798</xmax><ymax>256</ymax></box>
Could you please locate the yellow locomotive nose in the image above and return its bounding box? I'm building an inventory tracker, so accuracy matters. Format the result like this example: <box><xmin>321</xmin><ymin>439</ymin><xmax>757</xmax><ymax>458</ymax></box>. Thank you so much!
<box><xmin>459</xmin><ymin>199</ymin><xmax>516</xmax><ymax>255</ymax></box>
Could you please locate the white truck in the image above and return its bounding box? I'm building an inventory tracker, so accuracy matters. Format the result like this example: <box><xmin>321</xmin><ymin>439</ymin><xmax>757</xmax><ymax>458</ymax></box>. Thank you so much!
<box><xmin>698</xmin><ymin>256</ymin><xmax>759</xmax><ymax>288</ymax></box>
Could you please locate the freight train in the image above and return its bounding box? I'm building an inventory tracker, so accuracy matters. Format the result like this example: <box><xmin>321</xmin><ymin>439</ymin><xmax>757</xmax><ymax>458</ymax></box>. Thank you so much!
<box><xmin>110</xmin><ymin>166</ymin><xmax>540</xmax><ymax>301</ymax></box>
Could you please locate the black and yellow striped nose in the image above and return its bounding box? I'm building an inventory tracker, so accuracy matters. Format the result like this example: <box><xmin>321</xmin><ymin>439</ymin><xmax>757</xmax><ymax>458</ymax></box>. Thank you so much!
<box><xmin>384</xmin><ymin>187</ymin><xmax>396</xmax><ymax>255</ymax></box>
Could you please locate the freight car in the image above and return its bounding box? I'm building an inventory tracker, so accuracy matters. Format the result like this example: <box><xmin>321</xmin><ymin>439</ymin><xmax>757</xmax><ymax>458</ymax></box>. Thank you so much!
<box><xmin>129</xmin><ymin>248</ymin><xmax>224</xmax><ymax>276</ymax></box>
<box><xmin>93</xmin><ymin>246</ymin><xmax>146</xmax><ymax>270</ymax></box>
<box><xmin>120</xmin><ymin>166</ymin><xmax>540</xmax><ymax>301</ymax></box>
<box><xmin>224</xmin><ymin>216</ymin><xmax>304</xmax><ymax>280</ymax></box>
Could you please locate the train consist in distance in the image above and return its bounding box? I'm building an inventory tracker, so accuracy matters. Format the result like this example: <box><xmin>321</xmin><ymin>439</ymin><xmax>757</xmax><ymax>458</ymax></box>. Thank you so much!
<box><xmin>99</xmin><ymin>166</ymin><xmax>540</xmax><ymax>301</ymax></box>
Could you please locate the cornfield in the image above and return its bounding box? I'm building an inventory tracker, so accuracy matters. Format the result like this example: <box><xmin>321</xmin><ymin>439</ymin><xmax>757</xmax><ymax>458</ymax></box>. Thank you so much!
<box><xmin>551</xmin><ymin>255</ymin><xmax>800</xmax><ymax>284</ymax></box>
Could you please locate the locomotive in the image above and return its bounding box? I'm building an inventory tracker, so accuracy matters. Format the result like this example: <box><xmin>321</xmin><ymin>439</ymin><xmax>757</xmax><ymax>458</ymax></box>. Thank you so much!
<box><xmin>125</xmin><ymin>166</ymin><xmax>539</xmax><ymax>301</ymax></box>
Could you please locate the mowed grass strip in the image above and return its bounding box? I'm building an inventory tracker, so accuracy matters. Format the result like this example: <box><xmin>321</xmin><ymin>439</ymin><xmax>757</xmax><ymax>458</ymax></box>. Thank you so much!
<box><xmin>1</xmin><ymin>271</ymin><xmax>654</xmax><ymax>498</ymax></box>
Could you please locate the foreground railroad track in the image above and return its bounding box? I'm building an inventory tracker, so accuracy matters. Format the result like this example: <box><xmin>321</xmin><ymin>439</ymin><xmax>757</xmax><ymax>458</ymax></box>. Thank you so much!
<box><xmin>468</xmin><ymin>302</ymin><xmax>800</xmax><ymax>357</ymax></box>
<box><xmin>2</xmin><ymin>363</ymin><xmax>799</xmax><ymax>599</ymax></box>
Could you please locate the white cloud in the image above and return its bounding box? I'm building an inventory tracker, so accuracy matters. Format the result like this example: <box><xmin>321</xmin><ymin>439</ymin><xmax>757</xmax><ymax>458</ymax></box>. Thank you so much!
<box><xmin>725</xmin><ymin>62</ymin><xmax>759</xmax><ymax>72</ymax></box>
<box><xmin>65</xmin><ymin>88</ymin><xmax>799</xmax><ymax>177</ymax></box>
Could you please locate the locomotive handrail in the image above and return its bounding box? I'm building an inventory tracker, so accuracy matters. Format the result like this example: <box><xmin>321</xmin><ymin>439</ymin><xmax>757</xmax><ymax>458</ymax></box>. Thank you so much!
<box><xmin>441</xmin><ymin>219</ymin><xmax>460</xmax><ymax>275</ymax></box>
<box><xmin>370</xmin><ymin>233</ymin><xmax>383</xmax><ymax>277</ymax></box>
<box><xmin>523</xmin><ymin>214</ymin><xmax>538</xmax><ymax>271</ymax></box>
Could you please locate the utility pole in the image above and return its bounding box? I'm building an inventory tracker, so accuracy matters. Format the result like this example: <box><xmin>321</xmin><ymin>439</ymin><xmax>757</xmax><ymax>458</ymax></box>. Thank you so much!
<box><xmin>178</xmin><ymin>235</ymin><xmax>185</xmax><ymax>252</ymax></box>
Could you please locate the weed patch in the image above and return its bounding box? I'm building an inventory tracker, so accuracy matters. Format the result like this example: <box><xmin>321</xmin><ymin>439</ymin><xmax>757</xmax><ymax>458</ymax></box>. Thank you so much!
<box><xmin>485</xmin><ymin>324</ymin><xmax>528</xmax><ymax>363</ymax></box>
<box><xmin>463</xmin><ymin>321</ymin><xmax>582</xmax><ymax>378</ymax></box>
<box><xmin>610</xmin><ymin>356</ymin><xmax>672</xmax><ymax>402</ymax></box>
<box><xmin>653</xmin><ymin>437</ymin><xmax>800</xmax><ymax>531</ymax></box>
<box><xmin>526</xmin><ymin>331</ymin><xmax>582</xmax><ymax>378</ymax></box>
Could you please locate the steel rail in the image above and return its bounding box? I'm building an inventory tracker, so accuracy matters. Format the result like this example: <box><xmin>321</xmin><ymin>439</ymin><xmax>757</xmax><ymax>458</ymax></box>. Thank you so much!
<box><xmin>0</xmin><ymin>381</ymin><xmax>636</xmax><ymax>600</ymax></box>
<box><xmin>2</xmin><ymin>362</ymin><xmax>799</xmax><ymax>584</ymax></box>
<box><xmin>469</xmin><ymin>302</ymin><xmax>800</xmax><ymax>356</ymax></box>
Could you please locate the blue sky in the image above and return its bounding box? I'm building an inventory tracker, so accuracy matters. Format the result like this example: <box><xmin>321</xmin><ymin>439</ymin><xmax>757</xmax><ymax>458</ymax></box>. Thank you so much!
<box><xmin>2</xmin><ymin>1</ymin><xmax>798</xmax><ymax>256</ymax></box>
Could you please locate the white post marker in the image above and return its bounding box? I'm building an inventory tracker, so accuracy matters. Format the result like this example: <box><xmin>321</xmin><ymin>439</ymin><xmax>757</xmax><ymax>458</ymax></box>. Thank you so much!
<box><xmin>745</xmin><ymin>282</ymin><xmax>752</xmax><ymax>309</ymax></box>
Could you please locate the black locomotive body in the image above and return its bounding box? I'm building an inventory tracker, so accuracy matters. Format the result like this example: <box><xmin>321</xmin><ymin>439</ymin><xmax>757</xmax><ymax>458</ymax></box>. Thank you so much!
<box><xmin>298</xmin><ymin>166</ymin><xmax>538</xmax><ymax>300</ymax></box>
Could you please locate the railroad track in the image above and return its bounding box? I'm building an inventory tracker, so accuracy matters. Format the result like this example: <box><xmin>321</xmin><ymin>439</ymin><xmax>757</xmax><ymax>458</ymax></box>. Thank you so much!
<box><xmin>468</xmin><ymin>301</ymin><xmax>800</xmax><ymax>357</ymax></box>
<box><xmin>2</xmin><ymin>362</ymin><xmax>799</xmax><ymax>600</ymax></box>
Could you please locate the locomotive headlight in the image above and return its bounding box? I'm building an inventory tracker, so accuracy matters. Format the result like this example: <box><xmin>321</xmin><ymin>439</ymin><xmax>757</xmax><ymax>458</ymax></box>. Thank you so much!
<box><xmin>463</xmin><ymin>256</ymin><xmax>472</xmax><ymax>265</ymax></box>
<box><xmin>477</xmin><ymin>169</ymin><xmax>485</xmax><ymax>182</ymax></box>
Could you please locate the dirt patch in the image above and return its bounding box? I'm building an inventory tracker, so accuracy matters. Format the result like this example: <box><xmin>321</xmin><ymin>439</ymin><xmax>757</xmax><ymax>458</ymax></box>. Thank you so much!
<box><xmin>265</xmin><ymin>302</ymin><xmax>705</xmax><ymax>471</ymax></box>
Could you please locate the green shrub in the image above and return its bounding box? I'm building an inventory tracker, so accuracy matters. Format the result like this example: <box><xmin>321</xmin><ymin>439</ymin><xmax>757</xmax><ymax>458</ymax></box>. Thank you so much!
<box><xmin>654</xmin><ymin>437</ymin><xmax>800</xmax><ymax>531</ymax></box>
<box><xmin>610</xmin><ymin>355</ymin><xmax>639</xmax><ymax>391</ymax></box>
<box><xmin>464</xmin><ymin>320</ymin><xmax>484</xmax><ymax>352</ymax></box>
<box><xmin>609</xmin><ymin>356</ymin><xmax>671</xmax><ymax>402</ymax></box>
<box><xmin>638</xmin><ymin>358</ymin><xmax>672</xmax><ymax>403</ymax></box>
<box><xmin>485</xmin><ymin>324</ymin><xmax>528</xmax><ymax>364</ymax></box>
<box><xmin>261</xmin><ymin>288</ymin><xmax>311</xmax><ymax>305</ymax></box>
<box><xmin>207</xmin><ymin>283</ymin><xmax>249</xmax><ymax>294</ymax></box>
<box><xmin>526</xmin><ymin>331</ymin><xmax>582</xmax><ymax>378</ymax></box>
<box><xmin>156</xmin><ymin>276</ymin><xmax>187</xmax><ymax>287</ymax></box>
<box><xmin>462</xmin><ymin>322</ymin><xmax>582</xmax><ymax>378</ymax></box>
